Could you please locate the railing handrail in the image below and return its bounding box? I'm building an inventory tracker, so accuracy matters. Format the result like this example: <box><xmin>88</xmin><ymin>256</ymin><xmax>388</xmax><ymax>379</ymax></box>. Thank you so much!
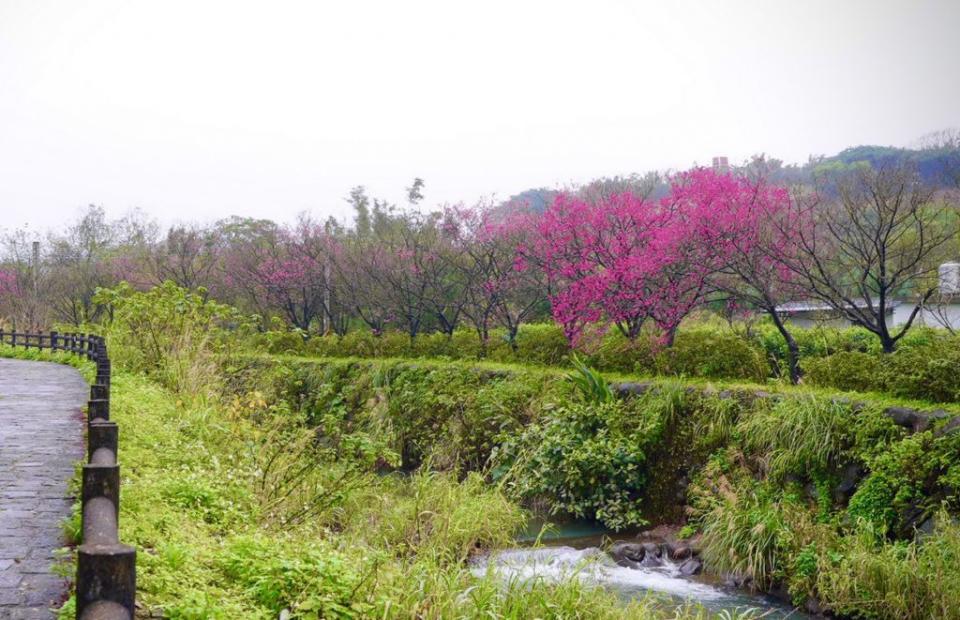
<box><xmin>2</xmin><ymin>330</ymin><xmax>135</xmax><ymax>620</ymax></box>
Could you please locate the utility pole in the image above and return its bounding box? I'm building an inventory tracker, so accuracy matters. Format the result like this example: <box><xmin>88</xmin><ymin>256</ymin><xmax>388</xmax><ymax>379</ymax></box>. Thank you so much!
<box><xmin>31</xmin><ymin>240</ymin><xmax>40</xmax><ymax>296</ymax></box>
<box><xmin>323</xmin><ymin>261</ymin><xmax>331</xmax><ymax>334</ymax></box>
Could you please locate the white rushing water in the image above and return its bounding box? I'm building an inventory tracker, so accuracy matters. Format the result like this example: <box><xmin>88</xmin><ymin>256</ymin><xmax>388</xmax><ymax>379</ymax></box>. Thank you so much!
<box><xmin>472</xmin><ymin>546</ymin><xmax>806</xmax><ymax>618</ymax></box>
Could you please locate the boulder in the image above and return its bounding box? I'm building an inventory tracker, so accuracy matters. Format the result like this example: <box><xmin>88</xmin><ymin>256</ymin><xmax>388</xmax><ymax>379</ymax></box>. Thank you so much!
<box><xmin>834</xmin><ymin>462</ymin><xmax>865</xmax><ymax>501</ymax></box>
<box><xmin>678</xmin><ymin>557</ymin><xmax>702</xmax><ymax>576</ymax></box>
<box><xmin>935</xmin><ymin>415</ymin><xmax>960</xmax><ymax>438</ymax></box>
<box><xmin>613</xmin><ymin>382</ymin><xmax>653</xmax><ymax>396</ymax></box>
<box><xmin>639</xmin><ymin>542</ymin><xmax>663</xmax><ymax>567</ymax></box>
<box><xmin>641</xmin><ymin>542</ymin><xmax>661</xmax><ymax>557</ymax></box>
<box><xmin>884</xmin><ymin>406</ymin><xmax>949</xmax><ymax>433</ymax></box>
<box><xmin>722</xmin><ymin>573</ymin><xmax>753</xmax><ymax>589</ymax></box>
<box><xmin>609</xmin><ymin>542</ymin><xmax>645</xmax><ymax>567</ymax></box>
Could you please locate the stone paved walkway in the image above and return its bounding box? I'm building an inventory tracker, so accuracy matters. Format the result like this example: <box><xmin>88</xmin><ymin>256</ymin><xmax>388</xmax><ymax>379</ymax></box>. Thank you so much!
<box><xmin>0</xmin><ymin>359</ymin><xmax>86</xmax><ymax>619</ymax></box>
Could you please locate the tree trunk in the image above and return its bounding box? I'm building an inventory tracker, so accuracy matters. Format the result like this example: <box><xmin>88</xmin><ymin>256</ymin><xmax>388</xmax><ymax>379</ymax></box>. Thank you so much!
<box><xmin>881</xmin><ymin>336</ymin><xmax>896</xmax><ymax>354</ymax></box>
<box><xmin>663</xmin><ymin>325</ymin><xmax>678</xmax><ymax>347</ymax></box>
<box><xmin>507</xmin><ymin>324</ymin><xmax>519</xmax><ymax>352</ymax></box>
<box><xmin>769</xmin><ymin>309</ymin><xmax>800</xmax><ymax>384</ymax></box>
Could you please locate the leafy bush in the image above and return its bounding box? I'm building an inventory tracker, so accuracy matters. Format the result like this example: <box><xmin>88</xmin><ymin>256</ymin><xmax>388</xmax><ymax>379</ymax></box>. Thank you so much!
<box><xmin>497</xmin><ymin>400</ymin><xmax>653</xmax><ymax>530</ymax></box>
<box><xmin>653</xmin><ymin>328</ymin><xmax>768</xmax><ymax>381</ymax></box>
<box><xmin>804</xmin><ymin>335</ymin><xmax>960</xmax><ymax>402</ymax></box>
<box><xmin>804</xmin><ymin>351</ymin><xmax>884</xmax><ymax>393</ymax></box>
<box><xmin>95</xmin><ymin>281</ymin><xmax>255</xmax><ymax>396</ymax></box>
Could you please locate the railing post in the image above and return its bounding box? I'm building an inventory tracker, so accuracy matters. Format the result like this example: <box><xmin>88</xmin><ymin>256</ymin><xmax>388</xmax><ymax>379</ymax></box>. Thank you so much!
<box><xmin>88</xmin><ymin>421</ymin><xmax>118</xmax><ymax>460</ymax></box>
<box><xmin>88</xmin><ymin>399</ymin><xmax>109</xmax><ymax>423</ymax></box>
<box><xmin>77</xmin><ymin>543</ymin><xmax>136</xmax><ymax>619</ymax></box>
<box><xmin>91</xmin><ymin>383</ymin><xmax>110</xmax><ymax>402</ymax></box>
<box><xmin>81</xmin><ymin>463</ymin><xmax>120</xmax><ymax>518</ymax></box>
<box><xmin>51</xmin><ymin>330</ymin><xmax>58</xmax><ymax>351</ymax></box>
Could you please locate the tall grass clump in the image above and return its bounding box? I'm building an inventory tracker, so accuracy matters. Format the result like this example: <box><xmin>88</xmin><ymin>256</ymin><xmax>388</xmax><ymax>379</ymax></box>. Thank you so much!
<box><xmin>814</xmin><ymin>515</ymin><xmax>960</xmax><ymax>619</ymax></box>
<box><xmin>737</xmin><ymin>395</ymin><xmax>854</xmax><ymax>480</ymax></box>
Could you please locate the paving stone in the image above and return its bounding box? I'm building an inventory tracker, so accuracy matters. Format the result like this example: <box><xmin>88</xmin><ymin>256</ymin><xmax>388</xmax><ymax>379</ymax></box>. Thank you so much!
<box><xmin>0</xmin><ymin>358</ymin><xmax>85</xmax><ymax>619</ymax></box>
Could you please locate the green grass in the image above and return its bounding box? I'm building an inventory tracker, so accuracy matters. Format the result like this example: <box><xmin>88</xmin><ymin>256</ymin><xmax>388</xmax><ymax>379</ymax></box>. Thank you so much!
<box><xmin>53</xmin><ymin>370</ymin><xmax>744</xmax><ymax>618</ymax></box>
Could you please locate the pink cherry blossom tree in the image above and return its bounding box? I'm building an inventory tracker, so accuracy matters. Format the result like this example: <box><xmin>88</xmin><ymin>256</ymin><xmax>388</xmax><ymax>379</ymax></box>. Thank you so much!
<box><xmin>532</xmin><ymin>167</ymin><xmax>802</xmax><ymax>356</ymax></box>
<box><xmin>670</xmin><ymin>167</ymin><xmax>806</xmax><ymax>382</ymax></box>
<box><xmin>224</xmin><ymin>216</ymin><xmax>335</xmax><ymax>333</ymax></box>
<box><xmin>533</xmin><ymin>187</ymin><xmax>722</xmax><ymax>345</ymax></box>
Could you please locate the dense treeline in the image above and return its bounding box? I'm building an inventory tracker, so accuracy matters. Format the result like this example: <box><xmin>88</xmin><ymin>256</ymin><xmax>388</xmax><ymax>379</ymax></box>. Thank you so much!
<box><xmin>2</xmin><ymin>150</ymin><xmax>959</xmax><ymax>385</ymax></box>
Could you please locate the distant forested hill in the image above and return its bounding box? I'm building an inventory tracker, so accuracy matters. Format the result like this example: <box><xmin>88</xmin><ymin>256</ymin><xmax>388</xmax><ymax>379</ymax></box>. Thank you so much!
<box><xmin>812</xmin><ymin>144</ymin><xmax>960</xmax><ymax>185</ymax></box>
<box><xmin>500</xmin><ymin>140</ymin><xmax>960</xmax><ymax>213</ymax></box>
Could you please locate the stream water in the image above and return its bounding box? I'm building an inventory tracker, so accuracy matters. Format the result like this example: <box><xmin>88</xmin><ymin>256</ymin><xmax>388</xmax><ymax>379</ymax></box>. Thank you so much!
<box><xmin>471</xmin><ymin>521</ymin><xmax>808</xmax><ymax>618</ymax></box>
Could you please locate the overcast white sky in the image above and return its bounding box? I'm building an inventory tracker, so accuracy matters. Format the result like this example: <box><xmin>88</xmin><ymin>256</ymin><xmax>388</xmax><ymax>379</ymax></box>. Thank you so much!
<box><xmin>1</xmin><ymin>0</ymin><xmax>959</xmax><ymax>232</ymax></box>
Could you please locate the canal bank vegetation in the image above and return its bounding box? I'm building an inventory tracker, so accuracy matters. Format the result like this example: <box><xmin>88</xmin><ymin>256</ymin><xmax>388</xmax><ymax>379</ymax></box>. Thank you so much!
<box><xmin>21</xmin><ymin>280</ymin><xmax>960</xmax><ymax>619</ymax></box>
<box><xmin>72</xmin><ymin>372</ymin><xmax>681</xmax><ymax>619</ymax></box>
<box><xmin>32</xmin><ymin>288</ymin><xmax>746</xmax><ymax>619</ymax></box>
<box><xmin>229</xmin><ymin>352</ymin><xmax>960</xmax><ymax>617</ymax></box>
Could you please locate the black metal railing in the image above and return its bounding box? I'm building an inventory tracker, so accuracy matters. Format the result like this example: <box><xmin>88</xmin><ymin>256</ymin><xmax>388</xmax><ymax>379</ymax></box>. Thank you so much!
<box><xmin>0</xmin><ymin>330</ymin><xmax>135</xmax><ymax>620</ymax></box>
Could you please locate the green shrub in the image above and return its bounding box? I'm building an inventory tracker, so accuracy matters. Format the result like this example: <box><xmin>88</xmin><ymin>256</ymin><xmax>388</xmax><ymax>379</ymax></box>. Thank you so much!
<box><xmin>500</xmin><ymin>323</ymin><xmax>570</xmax><ymax>365</ymax></box>
<box><xmin>587</xmin><ymin>330</ymin><xmax>656</xmax><ymax>374</ymax></box>
<box><xmin>94</xmin><ymin>281</ymin><xmax>256</xmax><ymax>396</ymax></box>
<box><xmin>654</xmin><ymin>328</ymin><xmax>767</xmax><ymax>381</ymax></box>
<box><xmin>803</xmin><ymin>335</ymin><xmax>960</xmax><ymax>402</ymax></box>
<box><xmin>498</xmin><ymin>400</ymin><xmax>652</xmax><ymax>530</ymax></box>
<box><xmin>493</xmin><ymin>385</ymin><xmax>691</xmax><ymax>531</ymax></box>
<box><xmin>804</xmin><ymin>351</ymin><xmax>884</xmax><ymax>393</ymax></box>
<box><xmin>885</xmin><ymin>342</ymin><xmax>960</xmax><ymax>403</ymax></box>
<box><xmin>251</xmin><ymin>330</ymin><xmax>306</xmax><ymax>355</ymax></box>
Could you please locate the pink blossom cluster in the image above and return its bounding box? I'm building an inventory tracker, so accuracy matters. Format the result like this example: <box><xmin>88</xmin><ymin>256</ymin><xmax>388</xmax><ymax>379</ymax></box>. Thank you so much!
<box><xmin>0</xmin><ymin>269</ymin><xmax>19</xmax><ymax>298</ymax></box>
<box><xmin>532</xmin><ymin>168</ymin><xmax>795</xmax><ymax>343</ymax></box>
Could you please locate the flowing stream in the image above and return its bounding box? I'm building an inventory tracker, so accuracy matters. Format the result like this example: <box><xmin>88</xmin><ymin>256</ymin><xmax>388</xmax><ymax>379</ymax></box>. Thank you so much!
<box><xmin>471</xmin><ymin>521</ymin><xmax>808</xmax><ymax>618</ymax></box>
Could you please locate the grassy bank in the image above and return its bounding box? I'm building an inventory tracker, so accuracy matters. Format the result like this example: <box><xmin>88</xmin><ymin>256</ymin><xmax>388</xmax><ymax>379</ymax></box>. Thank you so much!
<box><xmin>55</xmin><ymin>369</ymin><xmax>741</xmax><ymax>619</ymax></box>
<box><xmin>224</xmin><ymin>353</ymin><xmax>960</xmax><ymax>618</ymax></box>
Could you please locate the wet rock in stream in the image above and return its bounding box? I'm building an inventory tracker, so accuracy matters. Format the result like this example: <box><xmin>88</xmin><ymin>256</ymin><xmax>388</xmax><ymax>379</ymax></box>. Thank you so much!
<box><xmin>609</xmin><ymin>542</ymin><xmax>646</xmax><ymax>567</ymax></box>
<box><xmin>678</xmin><ymin>557</ymin><xmax>702</xmax><ymax>576</ymax></box>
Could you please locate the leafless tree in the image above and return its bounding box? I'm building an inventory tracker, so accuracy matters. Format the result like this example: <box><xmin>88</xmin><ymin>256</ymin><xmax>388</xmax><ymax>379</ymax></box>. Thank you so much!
<box><xmin>781</xmin><ymin>164</ymin><xmax>960</xmax><ymax>353</ymax></box>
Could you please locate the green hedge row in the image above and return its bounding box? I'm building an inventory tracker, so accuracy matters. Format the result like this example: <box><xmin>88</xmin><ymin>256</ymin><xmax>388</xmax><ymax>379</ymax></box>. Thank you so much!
<box><xmin>249</xmin><ymin>322</ymin><xmax>960</xmax><ymax>402</ymax></box>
